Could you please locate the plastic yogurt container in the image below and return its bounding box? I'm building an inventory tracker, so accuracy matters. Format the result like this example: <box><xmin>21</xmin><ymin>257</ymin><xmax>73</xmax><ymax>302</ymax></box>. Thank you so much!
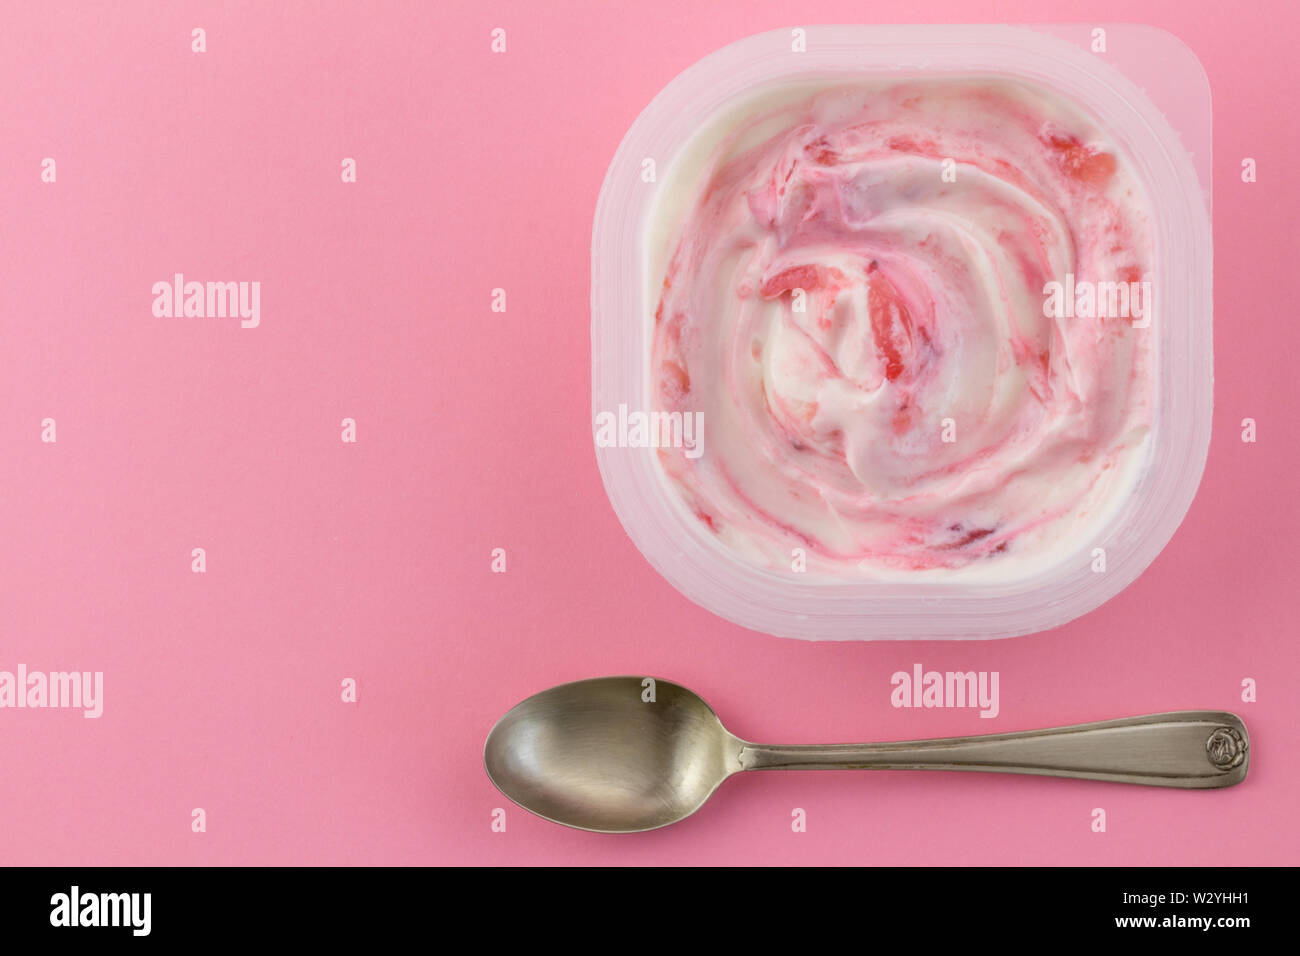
<box><xmin>592</xmin><ymin>25</ymin><xmax>1212</xmax><ymax>640</ymax></box>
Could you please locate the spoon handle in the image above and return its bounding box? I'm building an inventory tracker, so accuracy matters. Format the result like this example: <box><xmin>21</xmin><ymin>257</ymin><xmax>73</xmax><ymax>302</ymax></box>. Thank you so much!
<box><xmin>737</xmin><ymin>711</ymin><xmax>1249</xmax><ymax>788</ymax></box>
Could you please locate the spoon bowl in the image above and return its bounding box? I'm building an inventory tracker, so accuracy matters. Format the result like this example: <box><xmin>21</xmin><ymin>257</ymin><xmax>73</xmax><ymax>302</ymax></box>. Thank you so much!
<box><xmin>484</xmin><ymin>677</ymin><xmax>740</xmax><ymax>832</ymax></box>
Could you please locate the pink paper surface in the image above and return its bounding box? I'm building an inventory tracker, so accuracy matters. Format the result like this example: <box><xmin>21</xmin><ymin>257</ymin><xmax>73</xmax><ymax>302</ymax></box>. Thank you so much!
<box><xmin>1</xmin><ymin>0</ymin><xmax>1295</xmax><ymax>866</ymax></box>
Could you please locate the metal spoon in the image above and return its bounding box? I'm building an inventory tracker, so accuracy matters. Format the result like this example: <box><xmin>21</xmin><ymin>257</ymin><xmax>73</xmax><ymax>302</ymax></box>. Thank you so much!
<box><xmin>484</xmin><ymin>676</ymin><xmax>1249</xmax><ymax>833</ymax></box>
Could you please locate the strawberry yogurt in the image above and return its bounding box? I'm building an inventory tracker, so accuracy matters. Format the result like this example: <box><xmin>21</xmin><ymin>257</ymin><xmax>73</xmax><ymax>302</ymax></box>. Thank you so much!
<box><xmin>648</xmin><ymin>78</ymin><xmax>1155</xmax><ymax>577</ymax></box>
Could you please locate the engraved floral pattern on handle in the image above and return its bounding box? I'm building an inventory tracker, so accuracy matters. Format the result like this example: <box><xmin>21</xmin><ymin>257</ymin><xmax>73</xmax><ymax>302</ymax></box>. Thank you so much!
<box><xmin>1206</xmin><ymin>727</ymin><xmax>1248</xmax><ymax>771</ymax></box>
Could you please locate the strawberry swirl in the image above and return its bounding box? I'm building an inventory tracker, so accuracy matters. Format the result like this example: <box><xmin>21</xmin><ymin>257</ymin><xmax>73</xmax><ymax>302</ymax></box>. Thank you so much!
<box><xmin>650</xmin><ymin>79</ymin><xmax>1155</xmax><ymax>576</ymax></box>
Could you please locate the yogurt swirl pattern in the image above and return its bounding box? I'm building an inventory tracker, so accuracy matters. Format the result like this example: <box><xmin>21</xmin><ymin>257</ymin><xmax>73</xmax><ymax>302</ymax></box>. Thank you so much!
<box><xmin>650</xmin><ymin>79</ymin><xmax>1155</xmax><ymax>576</ymax></box>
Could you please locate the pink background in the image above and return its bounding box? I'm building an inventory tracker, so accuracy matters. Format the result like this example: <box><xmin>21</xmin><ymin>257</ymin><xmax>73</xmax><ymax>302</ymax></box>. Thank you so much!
<box><xmin>1</xmin><ymin>0</ymin><xmax>1295</xmax><ymax>866</ymax></box>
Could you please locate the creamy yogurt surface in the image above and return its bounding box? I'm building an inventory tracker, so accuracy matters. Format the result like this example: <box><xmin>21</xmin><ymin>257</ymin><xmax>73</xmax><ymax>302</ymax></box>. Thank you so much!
<box><xmin>647</xmin><ymin>77</ymin><xmax>1155</xmax><ymax>579</ymax></box>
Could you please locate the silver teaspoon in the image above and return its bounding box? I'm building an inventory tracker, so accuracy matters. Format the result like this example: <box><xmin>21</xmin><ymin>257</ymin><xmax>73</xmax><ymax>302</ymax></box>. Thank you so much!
<box><xmin>483</xmin><ymin>676</ymin><xmax>1249</xmax><ymax>833</ymax></box>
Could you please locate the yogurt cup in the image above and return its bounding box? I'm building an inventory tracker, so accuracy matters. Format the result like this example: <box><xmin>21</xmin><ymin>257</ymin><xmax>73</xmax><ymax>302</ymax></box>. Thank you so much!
<box><xmin>592</xmin><ymin>25</ymin><xmax>1212</xmax><ymax>640</ymax></box>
